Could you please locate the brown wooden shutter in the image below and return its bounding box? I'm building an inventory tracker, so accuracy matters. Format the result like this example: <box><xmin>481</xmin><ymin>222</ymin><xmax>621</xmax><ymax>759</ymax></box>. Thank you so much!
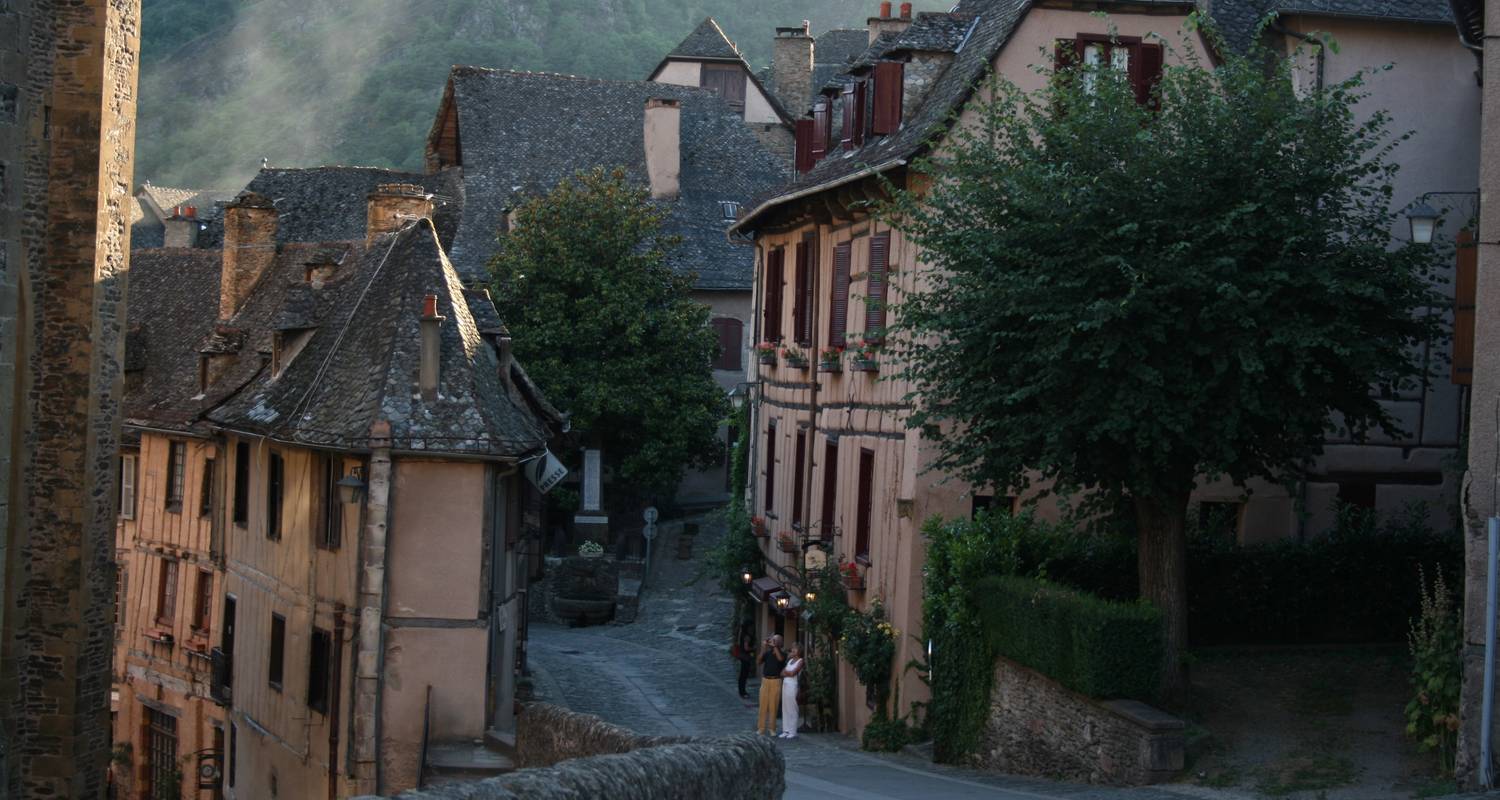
<box><xmin>866</xmin><ymin>233</ymin><xmax>890</xmax><ymax>339</ymax></box>
<box><xmin>701</xmin><ymin>64</ymin><xmax>746</xmax><ymax>111</ymax></box>
<box><xmin>1055</xmin><ymin>39</ymin><xmax>1077</xmax><ymax>72</ymax></box>
<box><xmin>1454</xmin><ymin>228</ymin><xmax>1477</xmax><ymax>385</ymax></box>
<box><xmin>829</xmin><ymin>242</ymin><xmax>852</xmax><ymax>347</ymax></box>
<box><xmin>840</xmin><ymin>83</ymin><xmax>856</xmax><ymax>150</ymax></box>
<box><xmin>852</xmin><ymin>79</ymin><xmax>868</xmax><ymax>148</ymax></box>
<box><xmin>763</xmin><ymin>248</ymin><xmax>785</xmax><ymax>342</ymax></box>
<box><xmin>855</xmin><ymin>449</ymin><xmax>874</xmax><ymax>561</ymax></box>
<box><xmin>812</xmin><ymin>100</ymin><xmax>830</xmax><ymax>161</ymax></box>
<box><xmin>795</xmin><ymin>119</ymin><xmax>815</xmax><ymax>174</ymax></box>
<box><xmin>764</xmin><ymin>420</ymin><xmax>777</xmax><ymax>515</ymax></box>
<box><xmin>794</xmin><ymin>240</ymin><xmax>815</xmax><ymax>345</ymax></box>
<box><xmin>1133</xmin><ymin>43</ymin><xmax>1163</xmax><ymax>107</ymax></box>
<box><xmin>872</xmin><ymin>61</ymin><xmax>904</xmax><ymax>134</ymax></box>
<box><xmin>711</xmin><ymin>318</ymin><xmax>743</xmax><ymax>371</ymax></box>
<box><xmin>792</xmin><ymin>430</ymin><xmax>807</xmax><ymax>533</ymax></box>
<box><xmin>819</xmin><ymin>439</ymin><xmax>838</xmax><ymax>541</ymax></box>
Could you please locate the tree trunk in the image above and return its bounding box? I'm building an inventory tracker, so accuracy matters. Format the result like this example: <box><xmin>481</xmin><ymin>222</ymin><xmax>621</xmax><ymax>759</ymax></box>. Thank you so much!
<box><xmin>1135</xmin><ymin>489</ymin><xmax>1191</xmax><ymax>701</ymax></box>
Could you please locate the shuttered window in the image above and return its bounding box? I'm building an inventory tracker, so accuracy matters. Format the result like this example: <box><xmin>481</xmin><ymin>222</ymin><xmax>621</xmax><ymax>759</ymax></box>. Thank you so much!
<box><xmin>710</xmin><ymin>318</ymin><xmax>743</xmax><ymax>371</ymax></box>
<box><xmin>840</xmin><ymin>80</ymin><xmax>867</xmax><ymax>150</ymax></box>
<box><xmin>267</xmin><ymin>452</ymin><xmax>284</xmax><ymax>541</ymax></box>
<box><xmin>855</xmin><ymin>449</ymin><xmax>874</xmax><ymax>562</ymax></box>
<box><xmin>812</xmin><ymin>99</ymin><xmax>831</xmax><ymax>161</ymax></box>
<box><xmin>318</xmin><ymin>454</ymin><xmax>342</xmax><ymax>549</ymax></box>
<box><xmin>819</xmin><ymin>439</ymin><xmax>838</xmax><ymax>542</ymax></box>
<box><xmin>199</xmin><ymin>457</ymin><xmax>215</xmax><ymax>518</ymax></box>
<box><xmin>156</xmin><ymin>558</ymin><xmax>178</xmax><ymax>628</ymax></box>
<box><xmin>829</xmin><ymin>242</ymin><xmax>852</xmax><ymax>347</ymax></box>
<box><xmin>1454</xmin><ymin>228</ymin><xmax>1477</xmax><ymax>385</ymax></box>
<box><xmin>233</xmin><ymin>442</ymin><xmax>250</xmax><ymax>526</ymax></box>
<box><xmin>763</xmin><ymin>248</ymin><xmax>785</xmax><ymax>342</ymax></box>
<box><xmin>701</xmin><ymin>64</ymin><xmax>746</xmax><ymax>111</ymax></box>
<box><xmin>308</xmin><ymin>628</ymin><xmax>331</xmax><ymax>714</ymax></box>
<box><xmin>793</xmin><ymin>239</ymin><xmax>814</xmax><ymax>346</ymax></box>
<box><xmin>792</xmin><ymin>430</ymin><xmax>807</xmax><ymax>534</ymax></box>
<box><xmin>872</xmin><ymin>61</ymin><xmax>904</xmax><ymax>134</ymax></box>
<box><xmin>1055</xmin><ymin>36</ymin><xmax>1162</xmax><ymax>106</ymax></box>
<box><xmin>866</xmin><ymin>233</ymin><xmax>890</xmax><ymax>340</ymax></box>
<box><xmin>268</xmin><ymin>613</ymin><xmax>286</xmax><ymax>690</ymax></box>
<box><xmin>165</xmin><ymin>441</ymin><xmax>186</xmax><ymax>511</ymax></box>
<box><xmin>795</xmin><ymin>119</ymin><xmax>816</xmax><ymax>174</ymax></box>
<box><xmin>120</xmin><ymin>453</ymin><xmax>137</xmax><ymax>520</ymax></box>
<box><xmin>764</xmin><ymin>420</ymin><xmax>777</xmax><ymax>515</ymax></box>
<box><xmin>191</xmin><ymin>569</ymin><xmax>212</xmax><ymax>633</ymax></box>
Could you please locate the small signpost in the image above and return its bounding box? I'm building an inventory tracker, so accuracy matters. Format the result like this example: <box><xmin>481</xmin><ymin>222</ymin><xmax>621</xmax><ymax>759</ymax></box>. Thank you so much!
<box><xmin>642</xmin><ymin>506</ymin><xmax>659</xmax><ymax>579</ymax></box>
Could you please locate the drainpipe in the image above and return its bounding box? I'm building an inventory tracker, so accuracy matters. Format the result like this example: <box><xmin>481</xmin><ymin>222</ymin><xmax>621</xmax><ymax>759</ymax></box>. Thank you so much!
<box><xmin>1484</xmin><ymin>517</ymin><xmax>1497</xmax><ymax>788</ymax></box>
<box><xmin>1272</xmin><ymin>20</ymin><xmax>1324</xmax><ymax>92</ymax></box>
<box><xmin>1448</xmin><ymin>0</ymin><xmax>1484</xmax><ymax>54</ymax></box>
<box><xmin>748</xmin><ymin>244</ymin><xmax>765</xmax><ymax>516</ymax></box>
<box><xmin>353</xmin><ymin>420</ymin><xmax>393</xmax><ymax>795</ymax></box>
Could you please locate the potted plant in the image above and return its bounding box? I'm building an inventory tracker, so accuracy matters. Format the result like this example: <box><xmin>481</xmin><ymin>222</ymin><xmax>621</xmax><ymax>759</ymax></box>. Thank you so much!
<box><xmin>851</xmin><ymin>343</ymin><xmax>879</xmax><ymax>373</ymax></box>
<box><xmin>578</xmin><ymin>540</ymin><xmax>605</xmax><ymax>559</ymax></box>
<box><xmin>777</xmin><ymin>531</ymin><xmax>799</xmax><ymax>553</ymax></box>
<box><xmin>751</xmin><ymin>516</ymin><xmax>769</xmax><ymax>538</ymax></box>
<box><xmin>840</xmin><ymin>561</ymin><xmax>865</xmax><ymax>590</ymax></box>
<box><xmin>818</xmin><ymin>346</ymin><xmax>844</xmax><ymax>373</ymax></box>
<box><xmin>756</xmin><ymin>341</ymin><xmax>778</xmax><ymax>366</ymax></box>
<box><xmin>783</xmin><ymin>345</ymin><xmax>810</xmax><ymax>370</ymax></box>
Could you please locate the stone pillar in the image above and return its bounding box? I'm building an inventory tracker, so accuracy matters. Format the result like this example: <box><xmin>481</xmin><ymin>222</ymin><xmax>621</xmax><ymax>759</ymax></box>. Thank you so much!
<box><xmin>1458</xmin><ymin>1</ymin><xmax>1500</xmax><ymax>786</ymax></box>
<box><xmin>0</xmin><ymin>1</ymin><xmax>142</xmax><ymax>797</ymax></box>
<box><xmin>353</xmin><ymin>420</ymin><xmax>393</xmax><ymax>795</ymax></box>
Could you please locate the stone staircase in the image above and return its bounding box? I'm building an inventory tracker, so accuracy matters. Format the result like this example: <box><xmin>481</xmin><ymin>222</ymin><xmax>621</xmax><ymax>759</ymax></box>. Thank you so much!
<box><xmin>420</xmin><ymin>730</ymin><xmax>517</xmax><ymax>787</ymax></box>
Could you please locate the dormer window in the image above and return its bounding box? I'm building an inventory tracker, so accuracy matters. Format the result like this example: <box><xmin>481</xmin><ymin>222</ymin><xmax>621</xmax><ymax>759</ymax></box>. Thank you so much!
<box><xmin>700</xmin><ymin>64</ymin><xmax>746</xmax><ymax>112</ymax></box>
<box><xmin>1056</xmin><ymin>35</ymin><xmax>1164</xmax><ymax>106</ymax></box>
<box><xmin>840</xmin><ymin>79</ymin><xmax>867</xmax><ymax>151</ymax></box>
<box><xmin>719</xmin><ymin>201</ymin><xmax>741</xmax><ymax>221</ymax></box>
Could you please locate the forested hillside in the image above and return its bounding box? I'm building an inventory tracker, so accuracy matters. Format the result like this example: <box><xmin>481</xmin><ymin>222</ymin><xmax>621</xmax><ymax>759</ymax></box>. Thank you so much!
<box><xmin>138</xmin><ymin>0</ymin><xmax>948</xmax><ymax>188</ymax></box>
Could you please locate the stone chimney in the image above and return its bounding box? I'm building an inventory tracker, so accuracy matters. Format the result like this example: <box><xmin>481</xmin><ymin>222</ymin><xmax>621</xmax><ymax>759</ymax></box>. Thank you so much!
<box><xmin>868</xmin><ymin>1</ymin><xmax>913</xmax><ymax>44</ymax></box>
<box><xmin>366</xmin><ymin>183</ymin><xmax>433</xmax><ymax>246</ymax></box>
<box><xmin>163</xmin><ymin>205</ymin><xmax>199</xmax><ymax>248</ymax></box>
<box><xmin>772</xmin><ymin>22</ymin><xmax>815</xmax><ymax>115</ymax></box>
<box><xmin>419</xmin><ymin>293</ymin><xmax>444</xmax><ymax>401</ymax></box>
<box><xmin>220</xmin><ymin>192</ymin><xmax>278</xmax><ymax>320</ymax></box>
<box><xmin>644</xmin><ymin>98</ymin><xmax>681</xmax><ymax>200</ymax></box>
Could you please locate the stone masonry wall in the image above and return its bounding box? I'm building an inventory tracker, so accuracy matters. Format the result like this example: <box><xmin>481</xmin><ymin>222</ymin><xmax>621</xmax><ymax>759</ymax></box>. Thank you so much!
<box><xmin>355</xmin><ymin>703</ymin><xmax>785</xmax><ymax>800</ymax></box>
<box><xmin>975</xmin><ymin>657</ymin><xmax>1185</xmax><ymax>786</ymax></box>
<box><xmin>0</xmin><ymin>0</ymin><xmax>140</xmax><ymax>796</ymax></box>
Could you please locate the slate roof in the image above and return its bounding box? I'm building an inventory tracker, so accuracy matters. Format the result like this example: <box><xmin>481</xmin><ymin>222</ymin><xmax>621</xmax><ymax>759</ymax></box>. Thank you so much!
<box><xmin>205</xmin><ymin>220</ymin><xmax>557</xmax><ymax>457</ymax></box>
<box><xmin>891</xmin><ymin>12</ymin><xmax>979</xmax><ymax>54</ymax></box>
<box><xmin>734</xmin><ymin>0</ymin><xmax>1448</xmax><ymax>232</ymax></box>
<box><xmin>122</xmin><ymin>248</ymin><xmax>226</xmax><ymax>430</ymax></box>
<box><xmin>131</xmin><ymin>185</ymin><xmax>236</xmax><ymax>250</ymax></box>
<box><xmin>436</xmin><ymin>67</ymin><xmax>787</xmax><ymax>290</ymax></box>
<box><xmin>667</xmin><ymin>17</ymin><xmax>744</xmax><ymax>61</ymax></box>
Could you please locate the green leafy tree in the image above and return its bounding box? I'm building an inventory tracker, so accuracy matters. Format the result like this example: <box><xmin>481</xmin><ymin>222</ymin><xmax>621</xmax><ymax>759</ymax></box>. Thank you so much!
<box><xmin>886</xmin><ymin>21</ymin><xmax>1444</xmax><ymax>693</ymax></box>
<box><xmin>489</xmin><ymin>167</ymin><xmax>727</xmax><ymax>500</ymax></box>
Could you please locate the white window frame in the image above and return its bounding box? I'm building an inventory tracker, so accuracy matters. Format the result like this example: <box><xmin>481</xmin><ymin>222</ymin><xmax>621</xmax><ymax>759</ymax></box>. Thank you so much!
<box><xmin>120</xmin><ymin>453</ymin><xmax>137</xmax><ymax>520</ymax></box>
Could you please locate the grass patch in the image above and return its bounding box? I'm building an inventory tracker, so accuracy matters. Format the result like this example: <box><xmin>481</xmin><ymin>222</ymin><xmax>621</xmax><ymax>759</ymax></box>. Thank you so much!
<box><xmin>1413</xmin><ymin>778</ymin><xmax>1459</xmax><ymax>798</ymax></box>
<box><xmin>1255</xmin><ymin>754</ymin><xmax>1358</xmax><ymax>797</ymax></box>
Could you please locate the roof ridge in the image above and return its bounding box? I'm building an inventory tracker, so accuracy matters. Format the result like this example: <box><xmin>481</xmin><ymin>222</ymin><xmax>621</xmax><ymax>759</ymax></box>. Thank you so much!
<box><xmin>450</xmin><ymin>65</ymin><xmax>732</xmax><ymax>96</ymax></box>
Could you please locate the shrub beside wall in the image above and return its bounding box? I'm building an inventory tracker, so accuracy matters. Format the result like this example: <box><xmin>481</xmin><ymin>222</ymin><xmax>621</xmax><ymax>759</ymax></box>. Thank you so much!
<box><xmin>973</xmin><ymin>576</ymin><xmax>1163</xmax><ymax>701</ymax></box>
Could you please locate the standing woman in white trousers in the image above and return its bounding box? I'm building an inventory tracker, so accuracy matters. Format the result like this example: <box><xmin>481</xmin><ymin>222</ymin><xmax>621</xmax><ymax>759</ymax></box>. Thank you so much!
<box><xmin>780</xmin><ymin>643</ymin><xmax>805</xmax><ymax>738</ymax></box>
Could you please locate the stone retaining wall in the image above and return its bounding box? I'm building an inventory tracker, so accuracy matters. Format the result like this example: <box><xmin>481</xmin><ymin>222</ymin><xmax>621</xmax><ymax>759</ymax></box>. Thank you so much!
<box><xmin>975</xmin><ymin>656</ymin><xmax>1185</xmax><ymax>786</ymax></box>
<box><xmin>362</xmin><ymin>703</ymin><xmax>784</xmax><ymax>800</ymax></box>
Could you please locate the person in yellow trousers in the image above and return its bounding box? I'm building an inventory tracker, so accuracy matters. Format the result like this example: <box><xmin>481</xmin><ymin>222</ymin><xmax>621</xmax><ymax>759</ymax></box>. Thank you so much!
<box><xmin>756</xmin><ymin>634</ymin><xmax>786</xmax><ymax>735</ymax></box>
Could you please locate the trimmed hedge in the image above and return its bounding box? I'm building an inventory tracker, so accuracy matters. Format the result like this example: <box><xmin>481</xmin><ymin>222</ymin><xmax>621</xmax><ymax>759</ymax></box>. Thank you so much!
<box><xmin>973</xmin><ymin>575</ymin><xmax>1163</xmax><ymax>701</ymax></box>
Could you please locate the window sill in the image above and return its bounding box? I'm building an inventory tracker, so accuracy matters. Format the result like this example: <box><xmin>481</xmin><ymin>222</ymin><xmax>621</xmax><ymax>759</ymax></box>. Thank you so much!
<box><xmin>855</xmin><ymin>554</ymin><xmax>871</xmax><ymax>567</ymax></box>
<box><xmin>145</xmin><ymin>629</ymin><xmax>175</xmax><ymax>646</ymax></box>
<box><xmin>165</xmin><ymin>503</ymin><xmax>182</xmax><ymax>514</ymax></box>
<box><xmin>269</xmin><ymin>682</ymin><xmax>282</xmax><ymax>693</ymax></box>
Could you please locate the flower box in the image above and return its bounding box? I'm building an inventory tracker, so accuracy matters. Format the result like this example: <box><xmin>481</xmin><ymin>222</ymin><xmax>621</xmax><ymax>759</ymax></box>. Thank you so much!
<box><xmin>819</xmin><ymin>359</ymin><xmax>843</xmax><ymax>373</ymax></box>
<box><xmin>843</xmin><ymin>574</ymin><xmax>866</xmax><ymax>591</ymax></box>
<box><xmin>758</xmin><ymin>352</ymin><xmax>778</xmax><ymax>366</ymax></box>
<box><xmin>777</xmin><ymin>534</ymin><xmax>799</xmax><ymax>553</ymax></box>
<box><xmin>756</xmin><ymin>341</ymin><xmax>778</xmax><ymax>366</ymax></box>
<box><xmin>786</xmin><ymin>355</ymin><xmax>810</xmax><ymax>370</ymax></box>
<box><xmin>751</xmin><ymin>517</ymin><xmax>769</xmax><ymax>538</ymax></box>
<box><xmin>851</xmin><ymin>358</ymin><xmax>878</xmax><ymax>373</ymax></box>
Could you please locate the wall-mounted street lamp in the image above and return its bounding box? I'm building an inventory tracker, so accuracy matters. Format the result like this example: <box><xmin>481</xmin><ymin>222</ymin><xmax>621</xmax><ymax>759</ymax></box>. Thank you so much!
<box><xmin>729</xmin><ymin>382</ymin><xmax>754</xmax><ymax>411</ymax></box>
<box><xmin>337</xmin><ymin>467</ymin><xmax>367</xmax><ymax>505</ymax></box>
<box><xmin>1405</xmin><ymin>190</ymin><xmax>1480</xmax><ymax>245</ymax></box>
<box><xmin>804</xmin><ymin>590</ymin><xmax>817</xmax><ymax>604</ymax></box>
<box><xmin>740</xmin><ymin>565</ymin><xmax>754</xmax><ymax>585</ymax></box>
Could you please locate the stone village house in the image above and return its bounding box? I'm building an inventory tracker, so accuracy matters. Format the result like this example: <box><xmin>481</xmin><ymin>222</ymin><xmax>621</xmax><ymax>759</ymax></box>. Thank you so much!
<box><xmin>727</xmin><ymin>0</ymin><xmax>1475</xmax><ymax>740</ymax></box>
<box><xmin>112</xmin><ymin>183</ymin><xmax>566</xmax><ymax>798</ymax></box>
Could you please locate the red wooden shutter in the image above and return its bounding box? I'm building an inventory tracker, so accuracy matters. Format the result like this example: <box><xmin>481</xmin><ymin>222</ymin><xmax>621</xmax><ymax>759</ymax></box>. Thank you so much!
<box><xmin>855</xmin><ymin>449</ymin><xmax>874</xmax><ymax>561</ymax></box>
<box><xmin>1055</xmin><ymin>39</ymin><xmax>1077</xmax><ymax>73</ymax></box>
<box><xmin>852</xmin><ymin>79</ymin><xmax>868</xmax><ymax>148</ymax></box>
<box><xmin>819</xmin><ymin>439</ymin><xmax>838</xmax><ymax>541</ymax></box>
<box><xmin>792</xmin><ymin>430</ymin><xmax>806</xmax><ymax>533</ymax></box>
<box><xmin>812</xmin><ymin>100</ymin><xmax>830</xmax><ymax>161</ymax></box>
<box><xmin>795</xmin><ymin>119</ymin><xmax>815</xmax><ymax>174</ymax></box>
<box><xmin>763</xmin><ymin>248</ymin><xmax>784</xmax><ymax>341</ymax></box>
<box><xmin>764</xmin><ymin>420</ymin><xmax>777</xmax><ymax>514</ymax></box>
<box><xmin>829</xmin><ymin>242</ymin><xmax>852</xmax><ymax>347</ymax></box>
<box><xmin>1133</xmin><ymin>43</ymin><xmax>1163</xmax><ymax>107</ymax></box>
<box><xmin>872</xmin><ymin>61</ymin><xmax>904</xmax><ymax>134</ymax></box>
<box><xmin>866</xmin><ymin>233</ymin><xmax>890</xmax><ymax>339</ymax></box>
<box><xmin>794</xmin><ymin>239</ymin><xmax>816</xmax><ymax>345</ymax></box>
<box><xmin>1454</xmin><ymin>228</ymin><xmax>1477</xmax><ymax>385</ymax></box>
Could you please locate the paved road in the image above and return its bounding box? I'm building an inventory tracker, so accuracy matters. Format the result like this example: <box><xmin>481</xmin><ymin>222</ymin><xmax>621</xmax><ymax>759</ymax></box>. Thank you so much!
<box><xmin>527</xmin><ymin>518</ymin><xmax>1224</xmax><ymax>800</ymax></box>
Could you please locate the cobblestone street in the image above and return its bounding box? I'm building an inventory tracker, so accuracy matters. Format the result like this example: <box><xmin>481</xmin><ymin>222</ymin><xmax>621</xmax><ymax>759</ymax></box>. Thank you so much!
<box><xmin>527</xmin><ymin>516</ymin><xmax>1220</xmax><ymax>800</ymax></box>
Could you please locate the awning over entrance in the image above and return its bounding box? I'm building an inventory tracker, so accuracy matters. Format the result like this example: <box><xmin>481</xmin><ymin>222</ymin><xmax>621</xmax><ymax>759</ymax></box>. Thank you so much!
<box><xmin>749</xmin><ymin>577</ymin><xmax>783</xmax><ymax>604</ymax></box>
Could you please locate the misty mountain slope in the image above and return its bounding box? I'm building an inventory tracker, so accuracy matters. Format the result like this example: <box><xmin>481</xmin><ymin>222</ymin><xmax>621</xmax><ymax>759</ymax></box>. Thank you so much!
<box><xmin>138</xmin><ymin>0</ymin><xmax>952</xmax><ymax>188</ymax></box>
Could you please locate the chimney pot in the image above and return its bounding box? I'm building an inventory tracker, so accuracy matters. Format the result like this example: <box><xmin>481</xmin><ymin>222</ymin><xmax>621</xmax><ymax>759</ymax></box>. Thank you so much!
<box><xmin>899</xmin><ymin>2</ymin><xmax>911</xmax><ymax>18</ymax></box>
<box><xmin>423</xmin><ymin>294</ymin><xmax>440</xmax><ymax>319</ymax></box>
<box><xmin>879</xmin><ymin>1</ymin><xmax>892</xmax><ymax>17</ymax></box>
<box><xmin>802</xmin><ymin>19</ymin><xmax>810</xmax><ymax>34</ymax></box>
<box><xmin>184</xmin><ymin>206</ymin><xmax>197</xmax><ymax>219</ymax></box>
